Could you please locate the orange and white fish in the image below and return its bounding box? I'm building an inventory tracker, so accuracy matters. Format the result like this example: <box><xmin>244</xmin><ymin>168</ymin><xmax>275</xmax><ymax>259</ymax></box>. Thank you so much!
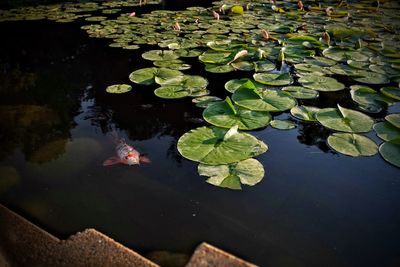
<box><xmin>103</xmin><ymin>138</ymin><xmax>150</xmax><ymax>166</ymax></box>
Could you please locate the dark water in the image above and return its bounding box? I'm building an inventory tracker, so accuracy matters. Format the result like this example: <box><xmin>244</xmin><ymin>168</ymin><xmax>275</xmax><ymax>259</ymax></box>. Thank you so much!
<box><xmin>1</xmin><ymin>2</ymin><xmax>400</xmax><ymax>267</ymax></box>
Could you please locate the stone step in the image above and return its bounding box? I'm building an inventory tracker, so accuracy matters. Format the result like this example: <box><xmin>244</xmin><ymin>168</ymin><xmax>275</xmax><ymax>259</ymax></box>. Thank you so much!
<box><xmin>0</xmin><ymin>204</ymin><xmax>257</xmax><ymax>267</ymax></box>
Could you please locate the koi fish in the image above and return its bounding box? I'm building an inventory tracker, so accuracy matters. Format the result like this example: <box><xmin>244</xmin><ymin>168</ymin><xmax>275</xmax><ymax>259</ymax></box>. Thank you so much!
<box><xmin>103</xmin><ymin>138</ymin><xmax>150</xmax><ymax>166</ymax></box>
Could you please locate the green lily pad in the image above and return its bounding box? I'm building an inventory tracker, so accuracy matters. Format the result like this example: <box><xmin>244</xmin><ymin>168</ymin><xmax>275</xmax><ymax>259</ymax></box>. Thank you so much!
<box><xmin>254</xmin><ymin>61</ymin><xmax>276</xmax><ymax>72</ymax></box>
<box><xmin>379</xmin><ymin>141</ymin><xmax>400</xmax><ymax>168</ymax></box>
<box><xmin>198</xmin><ymin>158</ymin><xmax>265</xmax><ymax>190</ymax></box>
<box><xmin>177</xmin><ymin>125</ymin><xmax>268</xmax><ymax>165</ymax></box>
<box><xmin>316</xmin><ymin>105</ymin><xmax>374</xmax><ymax>133</ymax></box>
<box><xmin>253</xmin><ymin>72</ymin><xmax>293</xmax><ymax>86</ymax></box>
<box><xmin>203</xmin><ymin>97</ymin><xmax>271</xmax><ymax>130</ymax></box>
<box><xmin>105</xmin><ymin>84</ymin><xmax>132</xmax><ymax>94</ymax></box>
<box><xmin>282</xmin><ymin>86</ymin><xmax>319</xmax><ymax>99</ymax></box>
<box><xmin>231</xmin><ymin>61</ymin><xmax>255</xmax><ymax>71</ymax></box>
<box><xmin>154</xmin><ymin>85</ymin><xmax>191</xmax><ymax>99</ymax></box>
<box><xmin>204</xmin><ymin>63</ymin><xmax>235</xmax><ymax>73</ymax></box>
<box><xmin>290</xmin><ymin>106</ymin><xmax>321</xmax><ymax>122</ymax></box>
<box><xmin>380</xmin><ymin>87</ymin><xmax>400</xmax><ymax>100</ymax></box>
<box><xmin>351</xmin><ymin>71</ymin><xmax>390</xmax><ymax>85</ymax></box>
<box><xmin>323</xmin><ymin>47</ymin><xmax>368</xmax><ymax>62</ymax></box>
<box><xmin>270</xmin><ymin>120</ymin><xmax>296</xmax><ymax>130</ymax></box>
<box><xmin>142</xmin><ymin>50</ymin><xmax>180</xmax><ymax>61</ymax></box>
<box><xmin>232</xmin><ymin>88</ymin><xmax>296</xmax><ymax>112</ymax></box>
<box><xmin>327</xmin><ymin>133</ymin><xmax>378</xmax><ymax>157</ymax></box>
<box><xmin>199</xmin><ymin>50</ymin><xmax>232</xmax><ymax>64</ymax></box>
<box><xmin>386</xmin><ymin>114</ymin><xmax>400</xmax><ymax>129</ymax></box>
<box><xmin>374</xmin><ymin>121</ymin><xmax>400</xmax><ymax>142</ymax></box>
<box><xmin>224</xmin><ymin>78</ymin><xmax>265</xmax><ymax>93</ymax></box>
<box><xmin>298</xmin><ymin>76</ymin><xmax>345</xmax><ymax>92</ymax></box>
<box><xmin>153</xmin><ymin>60</ymin><xmax>191</xmax><ymax>70</ymax></box>
<box><xmin>192</xmin><ymin>96</ymin><xmax>222</xmax><ymax>108</ymax></box>
<box><xmin>129</xmin><ymin>67</ymin><xmax>184</xmax><ymax>86</ymax></box>
<box><xmin>350</xmin><ymin>85</ymin><xmax>395</xmax><ymax>113</ymax></box>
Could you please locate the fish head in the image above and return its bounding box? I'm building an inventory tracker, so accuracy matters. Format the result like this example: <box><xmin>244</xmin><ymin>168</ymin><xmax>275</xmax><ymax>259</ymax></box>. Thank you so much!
<box><xmin>123</xmin><ymin>151</ymin><xmax>140</xmax><ymax>165</ymax></box>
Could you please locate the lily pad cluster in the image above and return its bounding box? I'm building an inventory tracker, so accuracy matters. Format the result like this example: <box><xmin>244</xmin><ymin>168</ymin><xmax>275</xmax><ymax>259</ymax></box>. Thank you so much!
<box><xmin>2</xmin><ymin>0</ymin><xmax>400</xmax><ymax>193</ymax></box>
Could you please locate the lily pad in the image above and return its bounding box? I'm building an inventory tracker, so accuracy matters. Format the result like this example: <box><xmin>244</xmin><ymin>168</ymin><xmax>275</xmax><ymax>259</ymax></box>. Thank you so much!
<box><xmin>351</xmin><ymin>71</ymin><xmax>390</xmax><ymax>85</ymax></box>
<box><xmin>327</xmin><ymin>133</ymin><xmax>378</xmax><ymax>157</ymax></box>
<box><xmin>224</xmin><ymin>78</ymin><xmax>265</xmax><ymax>93</ymax></box>
<box><xmin>232</xmin><ymin>88</ymin><xmax>296</xmax><ymax>112</ymax></box>
<box><xmin>290</xmin><ymin>105</ymin><xmax>321</xmax><ymax>122</ymax></box>
<box><xmin>350</xmin><ymin>85</ymin><xmax>395</xmax><ymax>113</ymax></box>
<box><xmin>270</xmin><ymin>120</ymin><xmax>296</xmax><ymax>130</ymax></box>
<box><xmin>203</xmin><ymin>97</ymin><xmax>271</xmax><ymax>130</ymax></box>
<box><xmin>316</xmin><ymin>105</ymin><xmax>374</xmax><ymax>133</ymax></box>
<box><xmin>142</xmin><ymin>50</ymin><xmax>179</xmax><ymax>61</ymax></box>
<box><xmin>386</xmin><ymin>114</ymin><xmax>400</xmax><ymax>129</ymax></box>
<box><xmin>379</xmin><ymin>141</ymin><xmax>400</xmax><ymax>168</ymax></box>
<box><xmin>198</xmin><ymin>158</ymin><xmax>265</xmax><ymax>190</ymax></box>
<box><xmin>204</xmin><ymin>63</ymin><xmax>235</xmax><ymax>73</ymax></box>
<box><xmin>154</xmin><ymin>85</ymin><xmax>191</xmax><ymax>99</ymax></box>
<box><xmin>298</xmin><ymin>76</ymin><xmax>345</xmax><ymax>92</ymax></box>
<box><xmin>253</xmin><ymin>72</ymin><xmax>293</xmax><ymax>86</ymax></box>
<box><xmin>380</xmin><ymin>87</ymin><xmax>400</xmax><ymax>100</ymax></box>
<box><xmin>282</xmin><ymin>86</ymin><xmax>319</xmax><ymax>99</ymax></box>
<box><xmin>192</xmin><ymin>96</ymin><xmax>222</xmax><ymax>108</ymax></box>
<box><xmin>105</xmin><ymin>84</ymin><xmax>132</xmax><ymax>94</ymax></box>
<box><xmin>374</xmin><ymin>121</ymin><xmax>400</xmax><ymax>142</ymax></box>
<box><xmin>177</xmin><ymin>125</ymin><xmax>268</xmax><ymax>165</ymax></box>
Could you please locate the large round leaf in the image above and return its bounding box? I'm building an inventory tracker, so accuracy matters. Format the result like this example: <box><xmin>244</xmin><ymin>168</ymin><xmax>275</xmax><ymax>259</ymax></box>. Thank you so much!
<box><xmin>154</xmin><ymin>85</ymin><xmax>191</xmax><ymax>99</ymax></box>
<box><xmin>142</xmin><ymin>50</ymin><xmax>179</xmax><ymax>61</ymax></box>
<box><xmin>316</xmin><ymin>105</ymin><xmax>374</xmax><ymax>133</ymax></box>
<box><xmin>327</xmin><ymin>133</ymin><xmax>378</xmax><ymax>157</ymax></box>
<box><xmin>374</xmin><ymin>122</ymin><xmax>400</xmax><ymax>142</ymax></box>
<box><xmin>203</xmin><ymin>97</ymin><xmax>271</xmax><ymax>130</ymax></box>
<box><xmin>232</xmin><ymin>88</ymin><xmax>296</xmax><ymax>112</ymax></box>
<box><xmin>282</xmin><ymin>86</ymin><xmax>319</xmax><ymax>99</ymax></box>
<box><xmin>154</xmin><ymin>68</ymin><xmax>185</xmax><ymax>85</ymax></box>
<box><xmin>270</xmin><ymin>120</ymin><xmax>296</xmax><ymax>130</ymax></box>
<box><xmin>350</xmin><ymin>85</ymin><xmax>394</xmax><ymax>113</ymax></box>
<box><xmin>380</xmin><ymin>87</ymin><xmax>400</xmax><ymax>100</ymax></box>
<box><xmin>379</xmin><ymin>141</ymin><xmax>400</xmax><ymax>168</ymax></box>
<box><xmin>192</xmin><ymin>96</ymin><xmax>222</xmax><ymax>108</ymax></box>
<box><xmin>204</xmin><ymin>63</ymin><xmax>235</xmax><ymax>73</ymax></box>
<box><xmin>290</xmin><ymin>105</ymin><xmax>321</xmax><ymax>122</ymax></box>
<box><xmin>298</xmin><ymin>76</ymin><xmax>345</xmax><ymax>92</ymax></box>
<box><xmin>129</xmin><ymin>67</ymin><xmax>158</xmax><ymax>85</ymax></box>
<box><xmin>224</xmin><ymin>78</ymin><xmax>265</xmax><ymax>93</ymax></box>
<box><xmin>386</xmin><ymin>114</ymin><xmax>400</xmax><ymax>129</ymax></box>
<box><xmin>351</xmin><ymin>71</ymin><xmax>390</xmax><ymax>85</ymax></box>
<box><xmin>105</xmin><ymin>84</ymin><xmax>132</xmax><ymax>94</ymax></box>
<box><xmin>253</xmin><ymin>72</ymin><xmax>293</xmax><ymax>86</ymax></box>
<box><xmin>177</xmin><ymin>126</ymin><xmax>268</xmax><ymax>164</ymax></box>
<box><xmin>198</xmin><ymin>158</ymin><xmax>265</xmax><ymax>190</ymax></box>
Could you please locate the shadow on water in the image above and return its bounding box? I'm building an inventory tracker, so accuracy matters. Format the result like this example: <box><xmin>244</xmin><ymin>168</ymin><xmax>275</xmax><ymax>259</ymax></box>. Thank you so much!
<box><xmin>0</xmin><ymin>2</ymin><xmax>400</xmax><ymax>267</ymax></box>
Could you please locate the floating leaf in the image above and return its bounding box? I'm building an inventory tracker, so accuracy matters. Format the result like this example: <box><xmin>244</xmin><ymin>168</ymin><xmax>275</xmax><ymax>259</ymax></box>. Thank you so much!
<box><xmin>298</xmin><ymin>76</ymin><xmax>345</xmax><ymax>92</ymax></box>
<box><xmin>316</xmin><ymin>105</ymin><xmax>374</xmax><ymax>133</ymax></box>
<box><xmin>374</xmin><ymin>122</ymin><xmax>400</xmax><ymax>142</ymax></box>
<box><xmin>224</xmin><ymin>78</ymin><xmax>265</xmax><ymax>93</ymax></box>
<box><xmin>253</xmin><ymin>72</ymin><xmax>293</xmax><ymax>86</ymax></box>
<box><xmin>129</xmin><ymin>67</ymin><xmax>158</xmax><ymax>85</ymax></box>
<box><xmin>270</xmin><ymin>120</ymin><xmax>296</xmax><ymax>130</ymax></box>
<box><xmin>192</xmin><ymin>96</ymin><xmax>222</xmax><ymax>108</ymax></box>
<box><xmin>154</xmin><ymin>85</ymin><xmax>191</xmax><ymax>99</ymax></box>
<box><xmin>254</xmin><ymin>61</ymin><xmax>275</xmax><ymax>72</ymax></box>
<box><xmin>380</xmin><ymin>87</ymin><xmax>400</xmax><ymax>100</ymax></box>
<box><xmin>142</xmin><ymin>50</ymin><xmax>179</xmax><ymax>61</ymax></box>
<box><xmin>105</xmin><ymin>84</ymin><xmax>132</xmax><ymax>94</ymax></box>
<box><xmin>290</xmin><ymin>106</ymin><xmax>320</xmax><ymax>122</ymax></box>
<box><xmin>351</xmin><ymin>71</ymin><xmax>390</xmax><ymax>85</ymax></box>
<box><xmin>379</xmin><ymin>141</ymin><xmax>400</xmax><ymax>168</ymax></box>
<box><xmin>386</xmin><ymin>114</ymin><xmax>400</xmax><ymax>129</ymax></box>
<box><xmin>177</xmin><ymin>126</ymin><xmax>268</xmax><ymax>165</ymax></box>
<box><xmin>153</xmin><ymin>60</ymin><xmax>191</xmax><ymax>70</ymax></box>
<box><xmin>327</xmin><ymin>133</ymin><xmax>378</xmax><ymax>157</ymax></box>
<box><xmin>204</xmin><ymin>63</ymin><xmax>235</xmax><ymax>73</ymax></box>
<box><xmin>203</xmin><ymin>97</ymin><xmax>271</xmax><ymax>130</ymax></box>
<box><xmin>282</xmin><ymin>86</ymin><xmax>319</xmax><ymax>99</ymax></box>
<box><xmin>233</xmin><ymin>88</ymin><xmax>296</xmax><ymax>112</ymax></box>
<box><xmin>350</xmin><ymin>85</ymin><xmax>394</xmax><ymax>113</ymax></box>
<box><xmin>198</xmin><ymin>158</ymin><xmax>265</xmax><ymax>190</ymax></box>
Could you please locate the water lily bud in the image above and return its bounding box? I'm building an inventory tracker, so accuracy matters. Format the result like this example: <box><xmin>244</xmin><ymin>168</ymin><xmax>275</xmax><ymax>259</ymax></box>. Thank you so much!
<box><xmin>261</xmin><ymin>29</ymin><xmax>270</xmax><ymax>40</ymax></box>
<box><xmin>322</xmin><ymin>32</ymin><xmax>331</xmax><ymax>46</ymax></box>
<box><xmin>212</xmin><ymin>10</ymin><xmax>220</xmax><ymax>20</ymax></box>
<box><xmin>326</xmin><ymin>6</ymin><xmax>334</xmax><ymax>16</ymax></box>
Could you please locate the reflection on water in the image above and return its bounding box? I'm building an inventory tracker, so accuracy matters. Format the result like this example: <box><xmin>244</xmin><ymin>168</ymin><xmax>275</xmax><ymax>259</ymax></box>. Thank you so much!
<box><xmin>0</xmin><ymin>9</ymin><xmax>400</xmax><ymax>267</ymax></box>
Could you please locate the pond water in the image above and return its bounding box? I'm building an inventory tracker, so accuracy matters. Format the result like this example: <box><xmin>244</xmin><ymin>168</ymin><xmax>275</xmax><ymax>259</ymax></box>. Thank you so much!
<box><xmin>1</xmin><ymin>1</ymin><xmax>400</xmax><ymax>267</ymax></box>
